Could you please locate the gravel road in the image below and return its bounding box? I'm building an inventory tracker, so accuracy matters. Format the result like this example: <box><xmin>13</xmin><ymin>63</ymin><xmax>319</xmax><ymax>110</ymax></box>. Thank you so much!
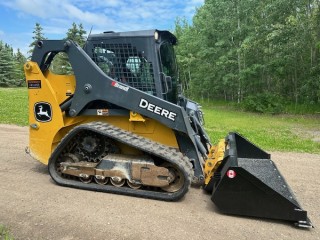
<box><xmin>0</xmin><ymin>124</ymin><xmax>319</xmax><ymax>240</ymax></box>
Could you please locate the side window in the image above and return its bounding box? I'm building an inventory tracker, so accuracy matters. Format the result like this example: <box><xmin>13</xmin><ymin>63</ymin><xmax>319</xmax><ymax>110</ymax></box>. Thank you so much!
<box><xmin>126</xmin><ymin>56</ymin><xmax>153</xmax><ymax>87</ymax></box>
<box><xmin>160</xmin><ymin>42</ymin><xmax>177</xmax><ymax>77</ymax></box>
<box><xmin>137</xmin><ymin>58</ymin><xmax>153</xmax><ymax>85</ymax></box>
<box><xmin>126</xmin><ymin>56</ymin><xmax>141</xmax><ymax>75</ymax></box>
<box><xmin>92</xmin><ymin>43</ymin><xmax>156</xmax><ymax>95</ymax></box>
<box><xmin>49</xmin><ymin>52</ymin><xmax>74</xmax><ymax>75</ymax></box>
<box><xmin>94</xmin><ymin>47</ymin><xmax>115</xmax><ymax>76</ymax></box>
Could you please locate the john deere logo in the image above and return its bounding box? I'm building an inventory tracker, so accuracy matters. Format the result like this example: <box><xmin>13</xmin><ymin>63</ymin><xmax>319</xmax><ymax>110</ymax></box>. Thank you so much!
<box><xmin>34</xmin><ymin>102</ymin><xmax>52</xmax><ymax>122</ymax></box>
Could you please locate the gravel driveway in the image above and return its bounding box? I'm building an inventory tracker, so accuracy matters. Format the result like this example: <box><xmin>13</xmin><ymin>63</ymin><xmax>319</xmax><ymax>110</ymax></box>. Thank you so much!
<box><xmin>0</xmin><ymin>124</ymin><xmax>319</xmax><ymax>240</ymax></box>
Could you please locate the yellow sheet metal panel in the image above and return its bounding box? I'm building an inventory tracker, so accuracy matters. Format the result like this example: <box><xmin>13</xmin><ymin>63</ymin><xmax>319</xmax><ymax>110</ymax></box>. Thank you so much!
<box><xmin>129</xmin><ymin>111</ymin><xmax>146</xmax><ymax>122</ymax></box>
<box><xmin>25</xmin><ymin>62</ymin><xmax>65</xmax><ymax>164</ymax></box>
<box><xmin>53</xmin><ymin>116</ymin><xmax>179</xmax><ymax>154</ymax></box>
<box><xmin>204</xmin><ymin>139</ymin><xmax>226</xmax><ymax>185</ymax></box>
<box><xmin>25</xmin><ymin>61</ymin><xmax>179</xmax><ymax>165</ymax></box>
<box><xmin>44</xmin><ymin>70</ymin><xmax>76</xmax><ymax>105</ymax></box>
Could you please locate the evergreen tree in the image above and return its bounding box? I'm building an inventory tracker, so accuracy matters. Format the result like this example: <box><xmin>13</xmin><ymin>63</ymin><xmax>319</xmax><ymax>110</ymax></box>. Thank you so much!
<box><xmin>50</xmin><ymin>22</ymin><xmax>87</xmax><ymax>75</ymax></box>
<box><xmin>49</xmin><ymin>52</ymin><xmax>73</xmax><ymax>75</ymax></box>
<box><xmin>0</xmin><ymin>42</ymin><xmax>19</xmax><ymax>87</ymax></box>
<box><xmin>15</xmin><ymin>48</ymin><xmax>26</xmax><ymax>65</ymax></box>
<box><xmin>28</xmin><ymin>23</ymin><xmax>47</xmax><ymax>57</ymax></box>
<box><xmin>78</xmin><ymin>23</ymin><xmax>86</xmax><ymax>46</ymax></box>
<box><xmin>14</xmin><ymin>48</ymin><xmax>27</xmax><ymax>85</ymax></box>
<box><xmin>66</xmin><ymin>22</ymin><xmax>87</xmax><ymax>46</ymax></box>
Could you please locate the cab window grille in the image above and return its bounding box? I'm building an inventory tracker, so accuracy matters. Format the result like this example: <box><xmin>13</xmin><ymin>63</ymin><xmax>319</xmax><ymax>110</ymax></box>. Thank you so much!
<box><xmin>92</xmin><ymin>43</ymin><xmax>156</xmax><ymax>95</ymax></box>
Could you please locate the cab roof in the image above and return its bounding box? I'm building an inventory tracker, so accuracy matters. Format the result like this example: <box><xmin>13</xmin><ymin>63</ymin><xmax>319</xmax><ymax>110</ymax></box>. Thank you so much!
<box><xmin>88</xmin><ymin>29</ymin><xmax>177</xmax><ymax>45</ymax></box>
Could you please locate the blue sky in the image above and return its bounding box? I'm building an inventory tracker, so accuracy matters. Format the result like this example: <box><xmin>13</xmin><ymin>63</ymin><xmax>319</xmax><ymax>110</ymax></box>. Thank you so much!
<box><xmin>0</xmin><ymin>0</ymin><xmax>204</xmax><ymax>55</ymax></box>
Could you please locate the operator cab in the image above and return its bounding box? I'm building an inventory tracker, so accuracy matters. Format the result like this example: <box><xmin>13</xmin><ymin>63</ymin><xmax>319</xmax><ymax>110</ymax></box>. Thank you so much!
<box><xmin>84</xmin><ymin>30</ymin><xmax>179</xmax><ymax>103</ymax></box>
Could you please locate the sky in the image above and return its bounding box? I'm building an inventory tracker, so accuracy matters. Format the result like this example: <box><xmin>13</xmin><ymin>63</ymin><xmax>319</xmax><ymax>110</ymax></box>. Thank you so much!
<box><xmin>0</xmin><ymin>0</ymin><xmax>204</xmax><ymax>55</ymax></box>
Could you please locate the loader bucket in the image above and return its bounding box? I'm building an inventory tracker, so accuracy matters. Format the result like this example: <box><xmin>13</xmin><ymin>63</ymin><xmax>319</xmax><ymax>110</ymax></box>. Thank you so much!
<box><xmin>209</xmin><ymin>133</ymin><xmax>313</xmax><ymax>228</ymax></box>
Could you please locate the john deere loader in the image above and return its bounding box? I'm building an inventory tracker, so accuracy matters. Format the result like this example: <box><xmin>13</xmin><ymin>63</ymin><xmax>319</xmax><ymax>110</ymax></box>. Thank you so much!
<box><xmin>24</xmin><ymin>30</ymin><xmax>312</xmax><ymax>228</ymax></box>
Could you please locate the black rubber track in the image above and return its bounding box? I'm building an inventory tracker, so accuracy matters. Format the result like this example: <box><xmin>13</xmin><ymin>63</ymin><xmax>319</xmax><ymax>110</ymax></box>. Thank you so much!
<box><xmin>48</xmin><ymin>121</ymin><xmax>194</xmax><ymax>201</ymax></box>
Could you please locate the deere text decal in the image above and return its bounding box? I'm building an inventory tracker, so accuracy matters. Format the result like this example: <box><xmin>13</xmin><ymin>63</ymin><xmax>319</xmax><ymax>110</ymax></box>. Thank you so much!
<box><xmin>139</xmin><ymin>98</ymin><xmax>176</xmax><ymax>121</ymax></box>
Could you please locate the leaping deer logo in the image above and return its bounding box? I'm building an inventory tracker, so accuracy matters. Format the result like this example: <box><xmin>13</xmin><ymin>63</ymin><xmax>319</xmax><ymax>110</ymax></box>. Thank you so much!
<box><xmin>37</xmin><ymin>105</ymin><xmax>50</xmax><ymax>119</ymax></box>
<box><xmin>34</xmin><ymin>102</ymin><xmax>52</xmax><ymax>122</ymax></box>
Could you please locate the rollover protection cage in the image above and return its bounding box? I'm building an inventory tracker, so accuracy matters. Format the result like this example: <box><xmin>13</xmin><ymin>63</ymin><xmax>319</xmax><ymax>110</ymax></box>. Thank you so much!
<box><xmin>208</xmin><ymin>133</ymin><xmax>313</xmax><ymax>228</ymax></box>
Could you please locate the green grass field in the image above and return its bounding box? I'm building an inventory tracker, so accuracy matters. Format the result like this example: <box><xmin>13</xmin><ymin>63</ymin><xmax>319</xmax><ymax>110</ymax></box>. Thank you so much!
<box><xmin>0</xmin><ymin>224</ymin><xmax>14</xmax><ymax>240</ymax></box>
<box><xmin>0</xmin><ymin>88</ymin><xmax>319</xmax><ymax>153</ymax></box>
<box><xmin>0</xmin><ymin>88</ymin><xmax>28</xmax><ymax>126</ymax></box>
<box><xmin>203</xmin><ymin>105</ymin><xmax>320</xmax><ymax>153</ymax></box>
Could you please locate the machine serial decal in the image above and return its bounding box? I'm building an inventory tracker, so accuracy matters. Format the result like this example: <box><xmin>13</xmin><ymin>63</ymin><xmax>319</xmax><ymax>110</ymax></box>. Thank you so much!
<box><xmin>97</xmin><ymin>109</ymin><xmax>109</xmax><ymax>116</ymax></box>
<box><xmin>139</xmin><ymin>98</ymin><xmax>177</xmax><ymax>122</ymax></box>
<box><xmin>28</xmin><ymin>80</ymin><xmax>41</xmax><ymax>89</ymax></box>
<box><xmin>34</xmin><ymin>102</ymin><xmax>52</xmax><ymax>122</ymax></box>
<box><xmin>111</xmin><ymin>81</ymin><xmax>129</xmax><ymax>92</ymax></box>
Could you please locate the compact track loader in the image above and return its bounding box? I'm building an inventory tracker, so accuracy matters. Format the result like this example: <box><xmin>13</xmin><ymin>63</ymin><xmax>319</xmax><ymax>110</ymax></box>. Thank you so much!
<box><xmin>25</xmin><ymin>30</ymin><xmax>312</xmax><ymax>228</ymax></box>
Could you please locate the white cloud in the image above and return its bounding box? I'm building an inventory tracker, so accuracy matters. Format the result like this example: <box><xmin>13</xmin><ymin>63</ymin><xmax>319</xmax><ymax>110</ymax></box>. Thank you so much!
<box><xmin>184</xmin><ymin>0</ymin><xmax>204</xmax><ymax>16</ymax></box>
<box><xmin>0</xmin><ymin>31</ymin><xmax>31</xmax><ymax>55</ymax></box>
<box><xmin>63</xmin><ymin>3</ymin><xmax>114</xmax><ymax>26</ymax></box>
<box><xmin>42</xmin><ymin>26</ymin><xmax>68</xmax><ymax>35</ymax></box>
<box><xmin>2</xmin><ymin>0</ymin><xmax>62</xmax><ymax>18</ymax></box>
<box><xmin>1</xmin><ymin>0</ymin><xmax>204</xmax><ymax>29</ymax></box>
<box><xmin>0</xmin><ymin>0</ymin><xmax>204</xmax><ymax>55</ymax></box>
<box><xmin>70</xmin><ymin>0</ymin><xmax>122</xmax><ymax>9</ymax></box>
<box><xmin>1</xmin><ymin>0</ymin><xmax>114</xmax><ymax>26</ymax></box>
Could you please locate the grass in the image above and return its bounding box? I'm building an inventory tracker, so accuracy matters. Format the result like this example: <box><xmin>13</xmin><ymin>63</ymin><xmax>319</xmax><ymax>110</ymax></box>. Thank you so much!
<box><xmin>0</xmin><ymin>88</ymin><xmax>319</xmax><ymax>153</ymax></box>
<box><xmin>0</xmin><ymin>88</ymin><xmax>28</xmax><ymax>126</ymax></box>
<box><xmin>0</xmin><ymin>225</ymin><xmax>14</xmax><ymax>240</ymax></box>
<box><xmin>284</xmin><ymin>103</ymin><xmax>320</xmax><ymax>114</ymax></box>
<box><xmin>202</xmin><ymin>104</ymin><xmax>320</xmax><ymax>153</ymax></box>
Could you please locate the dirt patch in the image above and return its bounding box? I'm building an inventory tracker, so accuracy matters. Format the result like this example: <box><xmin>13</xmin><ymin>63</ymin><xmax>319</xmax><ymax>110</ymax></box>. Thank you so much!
<box><xmin>292</xmin><ymin>127</ymin><xmax>320</xmax><ymax>143</ymax></box>
<box><xmin>0</xmin><ymin>124</ymin><xmax>319</xmax><ymax>240</ymax></box>
<box><xmin>311</xmin><ymin>130</ymin><xmax>320</xmax><ymax>142</ymax></box>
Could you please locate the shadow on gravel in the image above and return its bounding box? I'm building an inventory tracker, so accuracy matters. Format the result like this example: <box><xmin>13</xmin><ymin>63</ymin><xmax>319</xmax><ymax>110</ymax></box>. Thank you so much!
<box><xmin>31</xmin><ymin>162</ymin><xmax>48</xmax><ymax>175</ymax></box>
<box><xmin>201</xmin><ymin>187</ymin><xmax>304</xmax><ymax>229</ymax></box>
<box><xmin>205</xmin><ymin>199</ymin><xmax>301</xmax><ymax>229</ymax></box>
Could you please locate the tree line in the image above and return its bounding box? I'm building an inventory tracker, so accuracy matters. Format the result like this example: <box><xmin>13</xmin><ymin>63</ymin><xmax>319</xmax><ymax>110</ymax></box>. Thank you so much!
<box><xmin>0</xmin><ymin>22</ymin><xmax>86</xmax><ymax>87</ymax></box>
<box><xmin>174</xmin><ymin>0</ymin><xmax>320</xmax><ymax>109</ymax></box>
<box><xmin>1</xmin><ymin>3</ymin><xmax>320</xmax><ymax>110</ymax></box>
<box><xmin>0</xmin><ymin>43</ymin><xmax>26</xmax><ymax>87</ymax></box>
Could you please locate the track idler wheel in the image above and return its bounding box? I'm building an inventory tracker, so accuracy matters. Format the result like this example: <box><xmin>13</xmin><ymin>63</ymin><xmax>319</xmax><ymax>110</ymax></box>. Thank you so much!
<box><xmin>160</xmin><ymin>163</ymin><xmax>184</xmax><ymax>193</ymax></box>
